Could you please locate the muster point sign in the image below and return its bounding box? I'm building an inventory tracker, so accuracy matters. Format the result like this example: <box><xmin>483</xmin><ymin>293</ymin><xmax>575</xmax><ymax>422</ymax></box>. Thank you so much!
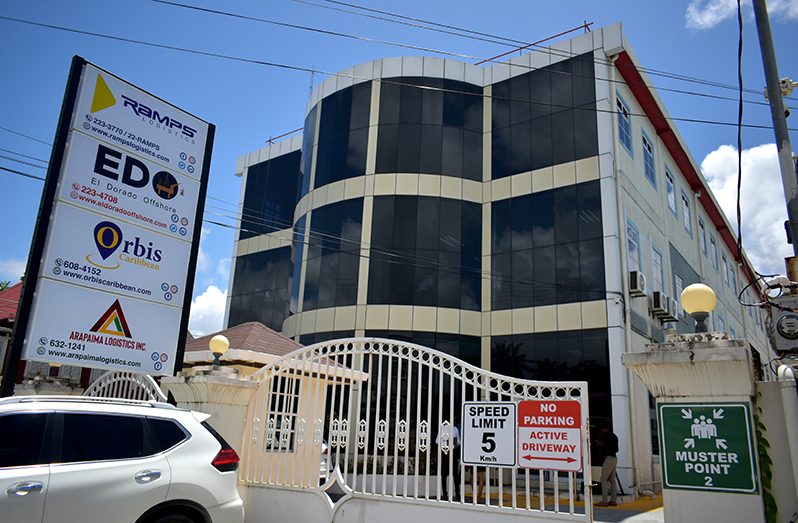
<box><xmin>517</xmin><ymin>400</ymin><xmax>582</xmax><ymax>472</ymax></box>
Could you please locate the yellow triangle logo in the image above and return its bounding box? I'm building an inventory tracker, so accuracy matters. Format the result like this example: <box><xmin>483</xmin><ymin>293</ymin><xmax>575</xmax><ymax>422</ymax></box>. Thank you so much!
<box><xmin>90</xmin><ymin>74</ymin><xmax>116</xmax><ymax>113</ymax></box>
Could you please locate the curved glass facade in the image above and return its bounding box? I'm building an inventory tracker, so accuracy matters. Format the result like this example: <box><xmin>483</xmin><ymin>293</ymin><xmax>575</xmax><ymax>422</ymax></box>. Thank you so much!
<box><xmin>376</xmin><ymin>77</ymin><xmax>482</xmax><ymax>180</ymax></box>
<box><xmin>302</xmin><ymin>198</ymin><xmax>364</xmax><ymax>311</ymax></box>
<box><xmin>314</xmin><ymin>82</ymin><xmax>371</xmax><ymax>189</ymax></box>
<box><xmin>368</xmin><ymin>196</ymin><xmax>481</xmax><ymax>310</ymax></box>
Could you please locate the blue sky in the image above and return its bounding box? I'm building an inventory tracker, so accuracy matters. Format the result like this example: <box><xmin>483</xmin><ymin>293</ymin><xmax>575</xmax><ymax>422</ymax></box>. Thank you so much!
<box><xmin>1</xmin><ymin>0</ymin><xmax>796</xmax><ymax>334</ymax></box>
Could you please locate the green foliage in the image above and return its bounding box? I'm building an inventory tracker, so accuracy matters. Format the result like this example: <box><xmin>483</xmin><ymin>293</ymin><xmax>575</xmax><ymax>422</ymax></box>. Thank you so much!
<box><xmin>0</xmin><ymin>281</ymin><xmax>10</xmax><ymax>291</ymax></box>
<box><xmin>754</xmin><ymin>389</ymin><xmax>777</xmax><ymax>523</ymax></box>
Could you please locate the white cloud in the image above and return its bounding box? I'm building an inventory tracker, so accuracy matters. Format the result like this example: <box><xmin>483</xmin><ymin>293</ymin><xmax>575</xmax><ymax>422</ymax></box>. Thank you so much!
<box><xmin>188</xmin><ymin>285</ymin><xmax>227</xmax><ymax>336</ymax></box>
<box><xmin>686</xmin><ymin>0</ymin><xmax>798</xmax><ymax>29</ymax></box>
<box><xmin>216</xmin><ymin>257</ymin><xmax>231</xmax><ymax>283</ymax></box>
<box><xmin>0</xmin><ymin>258</ymin><xmax>26</xmax><ymax>281</ymax></box>
<box><xmin>700</xmin><ymin>143</ymin><xmax>791</xmax><ymax>276</ymax></box>
<box><xmin>196</xmin><ymin>226</ymin><xmax>210</xmax><ymax>273</ymax></box>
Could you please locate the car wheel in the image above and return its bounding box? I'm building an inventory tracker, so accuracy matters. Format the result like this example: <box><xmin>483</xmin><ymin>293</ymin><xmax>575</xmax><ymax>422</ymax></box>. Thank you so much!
<box><xmin>150</xmin><ymin>513</ymin><xmax>196</xmax><ymax>523</ymax></box>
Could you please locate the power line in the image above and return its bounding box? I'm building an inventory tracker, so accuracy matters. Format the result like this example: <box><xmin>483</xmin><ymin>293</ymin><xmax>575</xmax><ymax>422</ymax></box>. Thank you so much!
<box><xmin>311</xmin><ymin>0</ymin><xmax>797</xmax><ymax>101</ymax></box>
<box><xmin>0</xmin><ymin>155</ymin><xmax>47</xmax><ymax>170</ymax></box>
<box><xmin>0</xmin><ymin>165</ymin><xmax>46</xmax><ymax>181</ymax></box>
<box><xmin>1</xmin><ymin>17</ymin><xmax>792</xmax><ymax>133</ymax></box>
<box><xmin>157</xmin><ymin>0</ymin><xmax>788</xmax><ymax>111</ymax></box>
<box><xmin>0</xmin><ymin>164</ymin><xmax>618</xmax><ymax>296</ymax></box>
<box><xmin>0</xmin><ymin>126</ymin><xmax>51</xmax><ymax>146</ymax></box>
<box><xmin>0</xmin><ymin>147</ymin><xmax>49</xmax><ymax>164</ymax></box>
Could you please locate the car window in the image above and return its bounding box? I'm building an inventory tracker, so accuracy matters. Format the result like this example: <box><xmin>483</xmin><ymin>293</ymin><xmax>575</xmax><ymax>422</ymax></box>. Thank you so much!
<box><xmin>0</xmin><ymin>412</ymin><xmax>48</xmax><ymax>468</ymax></box>
<box><xmin>60</xmin><ymin>413</ymin><xmax>148</xmax><ymax>463</ymax></box>
<box><xmin>149</xmin><ymin>418</ymin><xmax>188</xmax><ymax>451</ymax></box>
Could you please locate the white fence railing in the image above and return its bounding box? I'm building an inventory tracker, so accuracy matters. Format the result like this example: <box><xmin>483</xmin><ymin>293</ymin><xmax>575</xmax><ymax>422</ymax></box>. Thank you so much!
<box><xmin>242</xmin><ymin>338</ymin><xmax>592</xmax><ymax>520</ymax></box>
<box><xmin>83</xmin><ymin>371</ymin><xmax>167</xmax><ymax>402</ymax></box>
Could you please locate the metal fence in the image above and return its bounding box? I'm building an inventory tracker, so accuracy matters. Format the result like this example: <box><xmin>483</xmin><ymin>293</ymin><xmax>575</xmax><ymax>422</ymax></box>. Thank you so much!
<box><xmin>241</xmin><ymin>338</ymin><xmax>592</xmax><ymax>520</ymax></box>
<box><xmin>83</xmin><ymin>371</ymin><xmax>167</xmax><ymax>402</ymax></box>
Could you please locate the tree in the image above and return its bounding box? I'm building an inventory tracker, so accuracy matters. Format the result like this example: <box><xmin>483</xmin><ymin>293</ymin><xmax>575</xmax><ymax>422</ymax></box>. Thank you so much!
<box><xmin>0</xmin><ymin>281</ymin><xmax>10</xmax><ymax>291</ymax></box>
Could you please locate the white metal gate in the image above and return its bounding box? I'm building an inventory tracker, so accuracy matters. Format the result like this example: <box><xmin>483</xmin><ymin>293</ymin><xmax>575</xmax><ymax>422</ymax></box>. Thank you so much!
<box><xmin>83</xmin><ymin>371</ymin><xmax>167</xmax><ymax>401</ymax></box>
<box><xmin>241</xmin><ymin>338</ymin><xmax>592</xmax><ymax>522</ymax></box>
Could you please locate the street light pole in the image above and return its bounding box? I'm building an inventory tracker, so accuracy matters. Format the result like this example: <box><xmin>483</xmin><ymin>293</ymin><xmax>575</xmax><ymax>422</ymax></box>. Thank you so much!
<box><xmin>752</xmin><ymin>0</ymin><xmax>798</xmax><ymax>257</ymax></box>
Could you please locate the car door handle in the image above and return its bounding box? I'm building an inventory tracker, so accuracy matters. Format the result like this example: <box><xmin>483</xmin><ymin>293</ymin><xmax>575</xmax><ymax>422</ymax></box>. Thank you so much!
<box><xmin>7</xmin><ymin>481</ymin><xmax>44</xmax><ymax>496</ymax></box>
<box><xmin>134</xmin><ymin>470</ymin><xmax>162</xmax><ymax>483</ymax></box>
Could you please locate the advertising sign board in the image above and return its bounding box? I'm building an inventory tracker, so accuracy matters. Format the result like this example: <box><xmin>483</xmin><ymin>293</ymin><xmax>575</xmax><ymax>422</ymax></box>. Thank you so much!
<box><xmin>517</xmin><ymin>400</ymin><xmax>582</xmax><ymax>472</ymax></box>
<box><xmin>658</xmin><ymin>402</ymin><xmax>757</xmax><ymax>493</ymax></box>
<box><xmin>461</xmin><ymin>402</ymin><xmax>516</xmax><ymax>466</ymax></box>
<box><xmin>0</xmin><ymin>56</ymin><xmax>213</xmax><ymax>390</ymax></box>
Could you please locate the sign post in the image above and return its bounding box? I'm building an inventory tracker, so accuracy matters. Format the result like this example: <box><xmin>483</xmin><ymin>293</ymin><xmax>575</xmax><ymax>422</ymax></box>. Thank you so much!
<box><xmin>1</xmin><ymin>56</ymin><xmax>213</xmax><ymax>395</ymax></box>
<box><xmin>517</xmin><ymin>399</ymin><xmax>582</xmax><ymax>472</ymax></box>
<box><xmin>658</xmin><ymin>402</ymin><xmax>758</xmax><ymax>493</ymax></box>
<box><xmin>461</xmin><ymin>402</ymin><xmax>516</xmax><ymax>466</ymax></box>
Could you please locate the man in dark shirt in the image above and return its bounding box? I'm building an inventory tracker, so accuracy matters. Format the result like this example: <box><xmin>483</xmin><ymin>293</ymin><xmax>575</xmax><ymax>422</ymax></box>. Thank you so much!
<box><xmin>595</xmin><ymin>424</ymin><xmax>619</xmax><ymax>506</ymax></box>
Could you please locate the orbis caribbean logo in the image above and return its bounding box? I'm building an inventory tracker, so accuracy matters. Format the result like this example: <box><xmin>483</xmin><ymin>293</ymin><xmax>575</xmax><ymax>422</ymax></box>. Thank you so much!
<box><xmin>88</xmin><ymin>220</ymin><xmax>163</xmax><ymax>270</ymax></box>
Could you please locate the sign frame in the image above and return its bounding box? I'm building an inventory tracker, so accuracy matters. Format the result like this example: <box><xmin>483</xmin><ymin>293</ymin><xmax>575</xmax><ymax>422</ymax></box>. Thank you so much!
<box><xmin>461</xmin><ymin>401</ymin><xmax>517</xmax><ymax>467</ymax></box>
<box><xmin>658</xmin><ymin>402</ymin><xmax>758</xmax><ymax>494</ymax></box>
<box><xmin>1</xmin><ymin>56</ymin><xmax>213</xmax><ymax>394</ymax></box>
<box><xmin>516</xmin><ymin>399</ymin><xmax>583</xmax><ymax>472</ymax></box>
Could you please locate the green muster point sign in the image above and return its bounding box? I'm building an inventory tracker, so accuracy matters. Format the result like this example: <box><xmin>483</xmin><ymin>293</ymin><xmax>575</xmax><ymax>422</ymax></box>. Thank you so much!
<box><xmin>659</xmin><ymin>402</ymin><xmax>758</xmax><ymax>493</ymax></box>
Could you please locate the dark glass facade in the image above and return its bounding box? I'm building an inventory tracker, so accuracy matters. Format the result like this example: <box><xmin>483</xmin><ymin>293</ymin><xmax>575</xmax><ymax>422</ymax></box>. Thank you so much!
<box><xmin>239</xmin><ymin>151</ymin><xmax>302</xmax><ymax>240</ymax></box>
<box><xmin>299</xmin><ymin>107</ymin><xmax>317</xmax><ymax>197</ymax></box>
<box><xmin>228</xmin><ymin>247</ymin><xmax>292</xmax><ymax>331</ymax></box>
<box><xmin>314</xmin><ymin>82</ymin><xmax>371</xmax><ymax>189</ymax></box>
<box><xmin>366</xmin><ymin>331</ymin><xmax>481</xmax><ymax>367</ymax></box>
<box><xmin>368</xmin><ymin>196</ymin><xmax>481</xmax><ymax>310</ymax></box>
<box><xmin>490</xmin><ymin>329</ymin><xmax>611</xmax><ymax>421</ymax></box>
<box><xmin>492</xmin><ymin>53</ymin><xmax>598</xmax><ymax>179</ymax></box>
<box><xmin>376</xmin><ymin>77</ymin><xmax>482</xmax><ymax>180</ymax></box>
<box><xmin>299</xmin><ymin>331</ymin><xmax>356</xmax><ymax>345</ymax></box>
<box><xmin>303</xmin><ymin>199</ymin><xmax>364</xmax><ymax>311</ymax></box>
<box><xmin>491</xmin><ymin>180</ymin><xmax>604</xmax><ymax>309</ymax></box>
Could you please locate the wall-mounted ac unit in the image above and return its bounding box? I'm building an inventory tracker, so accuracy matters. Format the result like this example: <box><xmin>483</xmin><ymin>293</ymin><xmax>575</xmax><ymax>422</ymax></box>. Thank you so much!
<box><xmin>651</xmin><ymin>291</ymin><xmax>670</xmax><ymax>317</ymax></box>
<box><xmin>629</xmin><ymin>271</ymin><xmax>647</xmax><ymax>297</ymax></box>
<box><xmin>659</xmin><ymin>297</ymin><xmax>679</xmax><ymax>323</ymax></box>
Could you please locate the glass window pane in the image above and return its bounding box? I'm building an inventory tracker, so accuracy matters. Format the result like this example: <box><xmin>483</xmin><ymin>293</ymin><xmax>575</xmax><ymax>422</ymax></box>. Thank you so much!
<box><xmin>0</xmin><ymin>413</ymin><xmax>48</xmax><ymax>467</ymax></box>
<box><xmin>60</xmin><ymin>414</ymin><xmax>147</xmax><ymax>463</ymax></box>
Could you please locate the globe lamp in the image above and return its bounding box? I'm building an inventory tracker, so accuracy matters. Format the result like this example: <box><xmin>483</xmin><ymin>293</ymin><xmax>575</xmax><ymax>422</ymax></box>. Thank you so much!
<box><xmin>209</xmin><ymin>335</ymin><xmax>230</xmax><ymax>367</ymax></box>
<box><xmin>680</xmin><ymin>283</ymin><xmax>717</xmax><ymax>333</ymax></box>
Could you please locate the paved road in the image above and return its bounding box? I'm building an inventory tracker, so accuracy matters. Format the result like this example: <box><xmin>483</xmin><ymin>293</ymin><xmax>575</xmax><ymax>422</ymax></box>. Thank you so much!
<box><xmin>593</xmin><ymin>506</ymin><xmax>664</xmax><ymax>523</ymax></box>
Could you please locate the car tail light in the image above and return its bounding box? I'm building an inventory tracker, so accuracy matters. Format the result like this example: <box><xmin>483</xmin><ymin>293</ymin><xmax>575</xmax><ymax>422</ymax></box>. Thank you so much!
<box><xmin>211</xmin><ymin>448</ymin><xmax>239</xmax><ymax>472</ymax></box>
<box><xmin>202</xmin><ymin>420</ymin><xmax>240</xmax><ymax>472</ymax></box>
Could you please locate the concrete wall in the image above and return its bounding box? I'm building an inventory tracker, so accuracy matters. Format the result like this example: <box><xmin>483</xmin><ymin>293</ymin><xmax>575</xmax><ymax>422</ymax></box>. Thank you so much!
<box><xmin>757</xmin><ymin>381</ymin><xmax>798</xmax><ymax>522</ymax></box>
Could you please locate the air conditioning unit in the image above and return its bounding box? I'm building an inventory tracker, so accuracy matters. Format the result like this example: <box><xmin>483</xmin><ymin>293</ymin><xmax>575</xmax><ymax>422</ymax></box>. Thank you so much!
<box><xmin>651</xmin><ymin>291</ymin><xmax>670</xmax><ymax>317</ymax></box>
<box><xmin>659</xmin><ymin>297</ymin><xmax>680</xmax><ymax>323</ymax></box>
<box><xmin>629</xmin><ymin>271</ymin><xmax>647</xmax><ymax>297</ymax></box>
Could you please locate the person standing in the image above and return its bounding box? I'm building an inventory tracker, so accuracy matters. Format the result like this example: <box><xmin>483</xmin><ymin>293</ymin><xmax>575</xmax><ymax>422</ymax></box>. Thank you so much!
<box><xmin>595</xmin><ymin>424</ymin><xmax>619</xmax><ymax>506</ymax></box>
<box><xmin>435</xmin><ymin>419</ymin><xmax>461</xmax><ymax>501</ymax></box>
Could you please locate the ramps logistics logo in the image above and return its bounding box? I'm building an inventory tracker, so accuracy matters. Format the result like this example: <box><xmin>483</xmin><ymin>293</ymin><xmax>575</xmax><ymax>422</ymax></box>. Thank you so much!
<box><xmin>89</xmin><ymin>72</ymin><xmax>197</xmax><ymax>140</ymax></box>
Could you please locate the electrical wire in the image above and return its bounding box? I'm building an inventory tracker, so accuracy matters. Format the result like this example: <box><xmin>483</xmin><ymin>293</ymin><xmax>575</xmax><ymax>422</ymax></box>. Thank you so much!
<box><xmin>158</xmin><ymin>0</ymin><xmax>790</xmax><ymax>112</ymax></box>
<box><xmin>0</xmin><ymin>164</ymin><xmax>619</xmax><ymax>297</ymax></box>
<box><xmin>311</xmin><ymin>0</ymin><xmax>797</xmax><ymax>101</ymax></box>
<box><xmin>1</xmin><ymin>15</ymin><xmax>795</xmax><ymax>132</ymax></box>
<box><xmin>0</xmin><ymin>155</ymin><xmax>47</xmax><ymax>169</ymax></box>
<box><xmin>0</xmin><ymin>147</ymin><xmax>48</xmax><ymax>164</ymax></box>
<box><xmin>0</xmin><ymin>126</ymin><xmax>51</xmax><ymax>146</ymax></box>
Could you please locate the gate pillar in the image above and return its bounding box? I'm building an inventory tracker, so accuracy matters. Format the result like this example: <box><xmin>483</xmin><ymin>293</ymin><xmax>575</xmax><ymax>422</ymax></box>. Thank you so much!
<box><xmin>162</xmin><ymin>367</ymin><xmax>258</xmax><ymax>454</ymax></box>
<box><xmin>622</xmin><ymin>333</ymin><xmax>765</xmax><ymax>523</ymax></box>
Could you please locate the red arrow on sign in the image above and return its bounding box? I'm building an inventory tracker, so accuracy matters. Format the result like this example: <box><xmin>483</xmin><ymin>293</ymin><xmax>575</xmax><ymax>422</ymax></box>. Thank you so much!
<box><xmin>523</xmin><ymin>455</ymin><xmax>577</xmax><ymax>463</ymax></box>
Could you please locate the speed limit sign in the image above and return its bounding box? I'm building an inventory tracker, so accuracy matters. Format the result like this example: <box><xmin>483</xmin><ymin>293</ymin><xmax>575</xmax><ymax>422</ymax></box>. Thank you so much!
<box><xmin>461</xmin><ymin>402</ymin><xmax>516</xmax><ymax>466</ymax></box>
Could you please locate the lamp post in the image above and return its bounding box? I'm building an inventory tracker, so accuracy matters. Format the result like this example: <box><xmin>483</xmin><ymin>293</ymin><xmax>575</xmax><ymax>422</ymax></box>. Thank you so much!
<box><xmin>680</xmin><ymin>283</ymin><xmax>717</xmax><ymax>333</ymax></box>
<box><xmin>209</xmin><ymin>335</ymin><xmax>230</xmax><ymax>368</ymax></box>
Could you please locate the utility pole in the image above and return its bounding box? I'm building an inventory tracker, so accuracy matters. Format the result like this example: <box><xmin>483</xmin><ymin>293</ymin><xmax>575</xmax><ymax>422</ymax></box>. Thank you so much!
<box><xmin>752</xmin><ymin>0</ymin><xmax>797</xmax><ymax>257</ymax></box>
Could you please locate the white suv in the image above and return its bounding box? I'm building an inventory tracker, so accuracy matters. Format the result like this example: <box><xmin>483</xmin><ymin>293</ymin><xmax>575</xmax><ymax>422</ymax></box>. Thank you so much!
<box><xmin>0</xmin><ymin>396</ymin><xmax>244</xmax><ymax>523</ymax></box>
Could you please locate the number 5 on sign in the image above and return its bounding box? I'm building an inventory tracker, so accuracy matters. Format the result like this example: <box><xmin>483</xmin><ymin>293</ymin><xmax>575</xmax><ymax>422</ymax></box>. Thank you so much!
<box><xmin>462</xmin><ymin>402</ymin><xmax>516</xmax><ymax>467</ymax></box>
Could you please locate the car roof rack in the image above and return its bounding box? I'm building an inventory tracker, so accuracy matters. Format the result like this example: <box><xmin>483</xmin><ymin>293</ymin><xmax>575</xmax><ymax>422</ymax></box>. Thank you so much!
<box><xmin>0</xmin><ymin>395</ymin><xmax>178</xmax><ymax>409</ymax></box>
